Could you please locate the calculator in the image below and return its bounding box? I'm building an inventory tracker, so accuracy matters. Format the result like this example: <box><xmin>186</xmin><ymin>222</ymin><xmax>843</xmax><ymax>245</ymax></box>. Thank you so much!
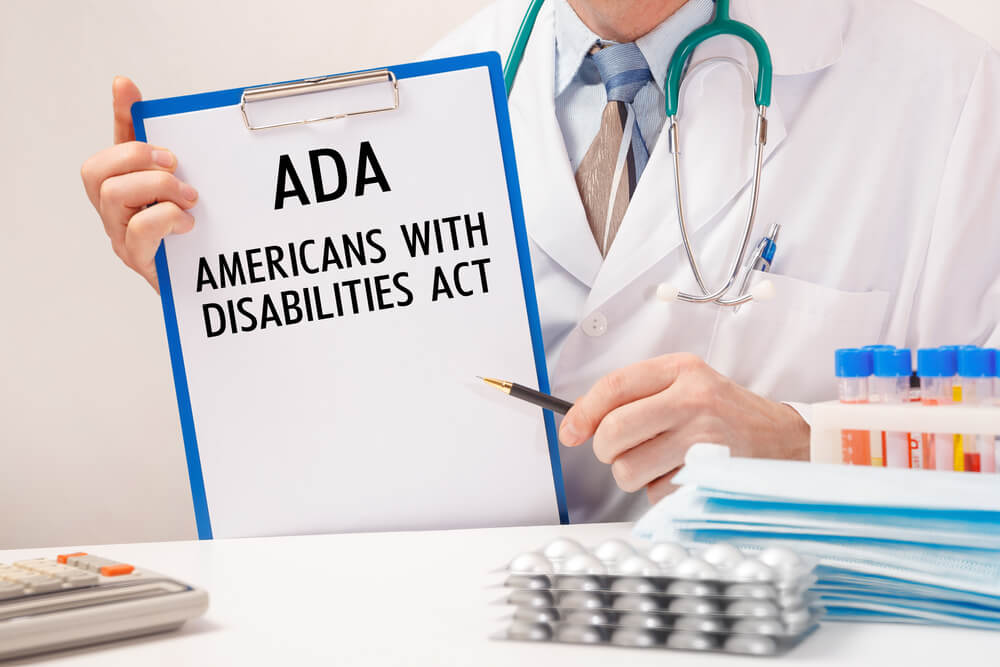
<box><xmin>0</xmin><ymin>552</ymin><xmax>208</xmax><ymax>660</ymax></box>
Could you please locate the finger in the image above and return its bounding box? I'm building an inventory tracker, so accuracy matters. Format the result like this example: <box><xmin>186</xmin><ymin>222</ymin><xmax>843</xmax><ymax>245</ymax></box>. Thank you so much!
<box><xmin>646</xmin><ymin>468</ymin><xmax>683</xmax><ymax>505</ymax></box>
<box><xmin>609</xmin><ymin>430</ymin><xmax>688</xmax><ymax>492</ymax></box>
<box><xmin>113</xmin><ymin>76</ymin><xmax>143</xmax><ymax>144</ymax></box>
<box><xmin>560</xmin><ymin>353</ymin><xmax>700</xmax><ymax>447</ymax></box>
<box><xmin>592</xmin><ymin>390</ymin><xmax>680</xmax><ymax>464</ymax></box>
<box><xmin>124</xmin><ymin>201</ymin><xmax>195</xmax><ymax>291</ymax></box>
<box><xmin>81</xmin><ymin>141</ymin><xmax>177</xmax><ymax>209</ymax></box>
<box><xmin>99</xmin><ymin>170</ymin><xmax>198</xmax><ymax>247</ymax></box>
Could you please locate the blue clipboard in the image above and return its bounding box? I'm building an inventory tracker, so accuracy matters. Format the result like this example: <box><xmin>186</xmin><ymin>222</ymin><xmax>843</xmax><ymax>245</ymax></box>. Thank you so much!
<box><xmin>132</xmin><ymin>53</ymin><xmax>569</xmax><ymax>537</ymax></box>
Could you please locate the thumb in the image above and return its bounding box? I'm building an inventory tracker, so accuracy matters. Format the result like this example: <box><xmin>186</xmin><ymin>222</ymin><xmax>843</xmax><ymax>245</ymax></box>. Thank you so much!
<box><xmin>112</xmin><ymin>76</ymin><xmax>143</xmax><ymax>144</ymax></box>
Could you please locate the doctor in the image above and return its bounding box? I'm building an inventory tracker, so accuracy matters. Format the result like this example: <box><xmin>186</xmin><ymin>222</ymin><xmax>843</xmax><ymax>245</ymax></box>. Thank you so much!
<box><xmin>81</xmin><ymin>0</ymin><xmax>1000</xmax><ymax>523</ymax></box>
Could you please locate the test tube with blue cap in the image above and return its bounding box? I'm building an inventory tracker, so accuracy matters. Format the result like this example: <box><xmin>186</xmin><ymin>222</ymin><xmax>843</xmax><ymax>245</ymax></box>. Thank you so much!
<box><xmin>862</xmin><ymin>345</ymin><xmax>894</xmax><ymax>466</ymax></box>
<box><xmin>938</xmin><ymin>345</ymin><xmax>963</xmax><ymax>470</ymax></box>
<box><xmin>957</xmin><ymin>347</ymin><xmax>996</xmax><ymax>473</ymax></box>
<box><xmin>993</xmin><ymin>349</ymin><xmax>1000</xmax><ymax>472</ymax></box>
<box><xmin>836</xmin><ymin>348</ymin><xmax>872</xmax><ymax>466</ymax></box>
<box><xmin>917</xmin><ymin>349</ymin><xmax>950</xmax><ymax>470</ymax></box>
<box><xmin>871</xmin><ymin>348</ymin><xmax>912</xmax><ymax>468</ymax></box>
<box><xmin>906</xmin><ymin>368</ymin><xmax>923</xmax><ymax>467</ymax></box>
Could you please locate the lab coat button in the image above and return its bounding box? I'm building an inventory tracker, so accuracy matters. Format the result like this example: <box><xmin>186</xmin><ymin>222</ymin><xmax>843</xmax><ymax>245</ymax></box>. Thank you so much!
<box><xmin>582</xmin><ymin>312</ymin><xmax>608</xmax><ymax>337</ymax></box>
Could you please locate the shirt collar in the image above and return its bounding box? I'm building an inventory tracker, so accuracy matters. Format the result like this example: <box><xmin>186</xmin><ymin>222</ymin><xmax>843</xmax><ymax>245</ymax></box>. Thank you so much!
<box><xmin>637</xmin><ymin>0</ymin><xmax>714</xmax><ymax>90</ymax></box>
<box><xmin>554</xmin><ymin>0</ymin><xmax>714</xmax><ymax>97</ymax></box>
<box><xmin>553</xmin><ymin>0</ymin><xmax>601</xmax><ymax>97</ymax></box>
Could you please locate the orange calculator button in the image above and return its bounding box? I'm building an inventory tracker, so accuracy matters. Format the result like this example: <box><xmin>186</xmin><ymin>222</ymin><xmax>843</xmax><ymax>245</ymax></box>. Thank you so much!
<box><xmin>57</xmin><ymin>552</ymin><xmax>87</xmax><ymax>564</ymax></box>
<box><xmin>99</xmin><ymin>564</ymin><xmax>135</xmax><ymax>576</ymax></box>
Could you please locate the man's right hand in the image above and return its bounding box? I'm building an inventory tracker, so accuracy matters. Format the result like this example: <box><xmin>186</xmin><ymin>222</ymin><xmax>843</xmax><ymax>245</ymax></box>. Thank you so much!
<box><xmin>81</xmin><ymin>77</ymin><xmax>199</xmax><ymax>292</ymax></box>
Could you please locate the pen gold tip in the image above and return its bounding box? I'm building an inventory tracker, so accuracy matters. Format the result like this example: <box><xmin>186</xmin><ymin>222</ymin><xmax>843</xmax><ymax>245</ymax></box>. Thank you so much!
<box><xmin>479</xmin><ymin>376</ymin><xmax>513</xmax><ymax>394</ymax></box>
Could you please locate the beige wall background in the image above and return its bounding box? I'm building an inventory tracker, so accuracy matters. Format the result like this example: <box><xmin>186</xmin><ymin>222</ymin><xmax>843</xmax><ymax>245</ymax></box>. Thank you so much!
<box><xmin>1</xmin><ymin>0</ymin><xmax>998</xmax><ymax>549</ymax></box>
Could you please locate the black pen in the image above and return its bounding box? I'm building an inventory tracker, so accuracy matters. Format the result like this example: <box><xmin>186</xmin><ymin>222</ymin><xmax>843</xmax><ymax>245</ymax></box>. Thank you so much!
<box><xmin>478</xmin><ymin>377</ymin><xmax>574</xmax><ymax>415</ymax></box>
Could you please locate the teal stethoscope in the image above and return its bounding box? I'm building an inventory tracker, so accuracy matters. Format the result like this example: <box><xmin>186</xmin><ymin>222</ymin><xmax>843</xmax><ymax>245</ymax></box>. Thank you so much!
<box><xmin>502</xmin><ymin>0</ymin><xmax>778</xmax><ymax>308</ymax></box>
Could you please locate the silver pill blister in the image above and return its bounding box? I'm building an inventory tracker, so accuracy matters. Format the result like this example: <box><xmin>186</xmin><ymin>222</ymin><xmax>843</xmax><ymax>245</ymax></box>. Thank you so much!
<box><xmin>611</xmin><ymin>628</ymin><xmax>660</xmax><ymax>648</ymax></box>
<box><xmin>558</xmin><ymin>591</ymin><xmax>606</xmax><ymax>610</ymax></box>
<box><xmin>613</xmin><ymin>555</ymin><xmax>660</xmax><ymax>577</ymax></box>
<box><xmin>560</xmin><ymin>553</ymin><xmax>607</xmax><ymax>576</ymax></box>
<box><xmin>593</xmin><ymin>539</ymin><xmax>637</xmax><ymax>564</ymax></box>
<box><xmin>701</xmin><ymin>543</ymin><xmax>744</xmax><ymax>570</ymax></box>
<box><xmin>673</xmin><ymin>556</ymin><xmax>721</xmax><ymax>581</ymax></box>
<box><xmin>730</xmin><ymin>617</ymin><xmax>786</xmax><ymax>636</ymax></box>
<box><xmin>556</xmin><ymin>575</ymin><xmax>602</xmax><ymax>592</ymax></box>
<box><xmin>505</xmin><ymin>574</ymin><xmax>550</xmax><ymax>590</ymax></box>
<box><xmin>724</xmin><ymin>582</ymin><xmax>774</xmax><ymax>599</ymax></box>
<box><xmin>542</xmin><ymin>538</ymin><xmax>587</xmax><ymax>561</ymax></box>
<box><xmin>556</xmin><ymin>624</ymin><xmax>607</xmax><ymax>644</ymax></box>
<box><xmin>665</xmin><ymin>580</ymin><xmax>718</xmax><ymax>597</ymax></box>
<box><xmin>724</xmin><ymin>634</ymin><xmax>779</xmax><ymax>655</ymax></box>
<box><xmin>758</xmin><ymin>547</ymin><xmax>803</xmax><ymax>572</ymax></box>
<box><xmin>731</xmin><ymin>558</ymin><xmax>775</xmax><ymax>583</ymax></box>
<box><xmin>619</xmin><ymin>613</ymin><xmax>667</xmax><ymax>630</ymax></box>
<box><xmin>673</xmin><ymin>615</ymin><xmax>726</xmax><ymax>633</ymax></box>
<box><xmin>497</xmin><ymin>538</ymin><xmax>818</xmax><ymax>656</ymax></box>
<box><xmin>508</xmin><ymin>552</ymin><xmax>554</xmax><ymax>575</ymax></box>
<box><xmin>666</xmin><ymin>597</ymin><xmax>719</xmax><ymax>616</ymax></box>
<box><xmin>507</xmin><ymin>589</ymin><xmax>554</xmax><ymax>608</ymax></box>
<box><xmin>782</xmin><ymin>606</ymin><xmax>813</xmax><ymax>629</ymax></box>
<box><xmin>610</xmin><ymin>577</ymin><xmax>659</xmax><ymax>595</ymax></box>
<box><xmin>665</xmin><ymin>631</ymin><xmax>717</xmax><ymax>651</ymax></box>
<box><xmin>563</xmin><ymin>610</ymin><xmax>611</xmax><ymax>626</ymax></box>
<box><xmin>726</xmin><ymin>599</ymin><xmax>780</xmax><ymax>618</ymax></box>
<box><xmin>513</xmin><ymin>607</ymin><xmax>560</xmax><ymax>624</ymax></box>
<box><xmin>647</xmin><ymin>542</ymin><xmax>689</xmax><ymax>571</ymax></box>
<box><xmin>612</xmin><ymin>595</ymin><xmax>662</xmax><ymax>613</ymax></box>
<box><xmin>506</xmin><ymin>621</ymin><xmax>552</xmax><ymax>641</ymax></box>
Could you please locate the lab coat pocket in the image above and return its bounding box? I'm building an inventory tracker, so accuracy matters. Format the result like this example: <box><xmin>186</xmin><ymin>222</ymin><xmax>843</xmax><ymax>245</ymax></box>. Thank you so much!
<box><xmin>706</xmin><ymin>272</ymin><xmax>890</xmax><ymax>403</ymax></box>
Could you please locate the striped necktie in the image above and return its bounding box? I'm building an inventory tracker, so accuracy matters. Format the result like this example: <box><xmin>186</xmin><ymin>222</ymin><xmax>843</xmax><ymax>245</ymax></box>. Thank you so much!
<box><xmin>574</xmin><ymin>42</ymin><xmax>653</xmax><ymax>258</ymax></box>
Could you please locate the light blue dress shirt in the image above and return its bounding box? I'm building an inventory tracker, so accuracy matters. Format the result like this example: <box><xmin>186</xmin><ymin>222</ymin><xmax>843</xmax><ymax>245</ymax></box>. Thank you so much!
<box><xmin>554</xmin><ymin>0</ymin><xmax>715</xmax><ymax>173</ymax></box>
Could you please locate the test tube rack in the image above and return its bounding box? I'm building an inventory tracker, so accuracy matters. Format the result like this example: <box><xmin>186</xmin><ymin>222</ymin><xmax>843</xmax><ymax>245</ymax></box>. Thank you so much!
<box><xmin>809</xmin><ymin>401</ymin><xmax>1000</xmax><ymax>464</ymax></box>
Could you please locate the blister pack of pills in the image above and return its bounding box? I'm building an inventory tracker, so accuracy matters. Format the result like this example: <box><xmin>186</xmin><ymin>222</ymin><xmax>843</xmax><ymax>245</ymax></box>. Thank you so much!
<box><xmin>493</xmin><ymin>538</ymin><xmax>822</xmax><ymax>656</ymax></box>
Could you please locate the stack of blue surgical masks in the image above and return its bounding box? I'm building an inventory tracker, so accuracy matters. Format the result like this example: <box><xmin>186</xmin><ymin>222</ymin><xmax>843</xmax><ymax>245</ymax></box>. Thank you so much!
<box><xmin>633</xmin><ymin>444</ymin><xmax>1000</xmax><ymax>630</ymax></box>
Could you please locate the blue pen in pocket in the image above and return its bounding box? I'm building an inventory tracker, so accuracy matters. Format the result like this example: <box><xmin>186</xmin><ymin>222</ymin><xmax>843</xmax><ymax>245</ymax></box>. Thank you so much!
<box><xmin>733</xmin><ymin>223</ymin><xmax>780</xmax><ymax>313</ymax></box>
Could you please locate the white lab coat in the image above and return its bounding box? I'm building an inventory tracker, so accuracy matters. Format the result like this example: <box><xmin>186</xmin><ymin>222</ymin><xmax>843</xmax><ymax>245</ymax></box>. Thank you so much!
<box><xmin>425</xmin><ymin>0</ymin><xmax>1000</xmax><ymax>523</ymax></box>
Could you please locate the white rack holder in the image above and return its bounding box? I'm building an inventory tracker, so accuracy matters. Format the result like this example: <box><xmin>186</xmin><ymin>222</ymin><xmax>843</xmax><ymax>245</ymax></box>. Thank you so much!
<box><xmin>809</xmin><ymin>401</ymin><xmax>1000</xmax><ymax>464</ymax></box>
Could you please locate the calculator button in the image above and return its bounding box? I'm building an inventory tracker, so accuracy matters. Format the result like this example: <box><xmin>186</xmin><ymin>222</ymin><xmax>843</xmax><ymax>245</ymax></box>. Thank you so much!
<box><xmin>0</xmin><ymin>582</ymin><xmax>25</xmax><ymax>600</ymax></box>
<box><xmin>13</xmin><ymin>561</ymin><xmax>100</xmax><ymax>587</ymax></box>
<box><xmin>69</xmin><ymin>555</ymin><xmax>119</xmax><ymax>572</ymax></box>
<box><xmin>99</xmin><ymin>564</ymin><xmax>135</xmax><ymax>577</ymax></box>
<box><xmin>26</xmin><ymin>576</ymin><xmax>63</xmax><ymax>593</ymax></box>
<box><xmin>0</xmin><ymin>572</ymin><xmax>62</xmax><ymax>593</ymax></box>
<box><xmin>63</xmin><ymin>571</ymin><xmax>100</xmax><ymax>587</ymax></box>
<box><xmin>57</xmin><ymin>552</ymin><xmax>87</xmax><ymax>564</ymax></box>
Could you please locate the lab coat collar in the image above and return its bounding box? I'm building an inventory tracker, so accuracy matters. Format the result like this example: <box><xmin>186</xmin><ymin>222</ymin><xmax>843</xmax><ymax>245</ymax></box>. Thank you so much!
<box><xmin>738</xmin><ymin>0</ymin><xmax>848</xmax><ymax>76</ymax></box>
<box><xmin>510</xmin><ymin>1</ymin><xmax>603</xmax><ymax>288</ymax></box>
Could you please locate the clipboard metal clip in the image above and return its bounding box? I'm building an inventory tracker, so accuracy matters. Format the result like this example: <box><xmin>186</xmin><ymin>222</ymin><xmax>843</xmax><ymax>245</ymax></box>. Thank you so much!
<box><xmin>240</xmin><ymin>69</ymin><xmax>399</xmax><ymax>131</ymax></box>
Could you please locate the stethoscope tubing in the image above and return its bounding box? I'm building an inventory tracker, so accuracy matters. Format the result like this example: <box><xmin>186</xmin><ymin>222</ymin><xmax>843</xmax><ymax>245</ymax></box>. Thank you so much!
<box><xmin>502</xmin><ymin>0</ymin><xmax>776</xmax><ymax>308</ymax></box>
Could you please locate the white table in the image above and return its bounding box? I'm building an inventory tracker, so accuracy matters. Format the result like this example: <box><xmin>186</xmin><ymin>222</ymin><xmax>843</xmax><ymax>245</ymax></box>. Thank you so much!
<box><xmin>0</xmin><ymin>522</ymin><xmax>992</xmax><ymax>665</ymax></box>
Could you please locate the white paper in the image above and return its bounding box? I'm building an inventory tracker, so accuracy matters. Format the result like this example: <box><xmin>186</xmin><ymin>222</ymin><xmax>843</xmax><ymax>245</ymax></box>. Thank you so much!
<box><xmin>141</xmin><ymin>62</ymin><xmax>562</xmax><ymax>538</ymax></box>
